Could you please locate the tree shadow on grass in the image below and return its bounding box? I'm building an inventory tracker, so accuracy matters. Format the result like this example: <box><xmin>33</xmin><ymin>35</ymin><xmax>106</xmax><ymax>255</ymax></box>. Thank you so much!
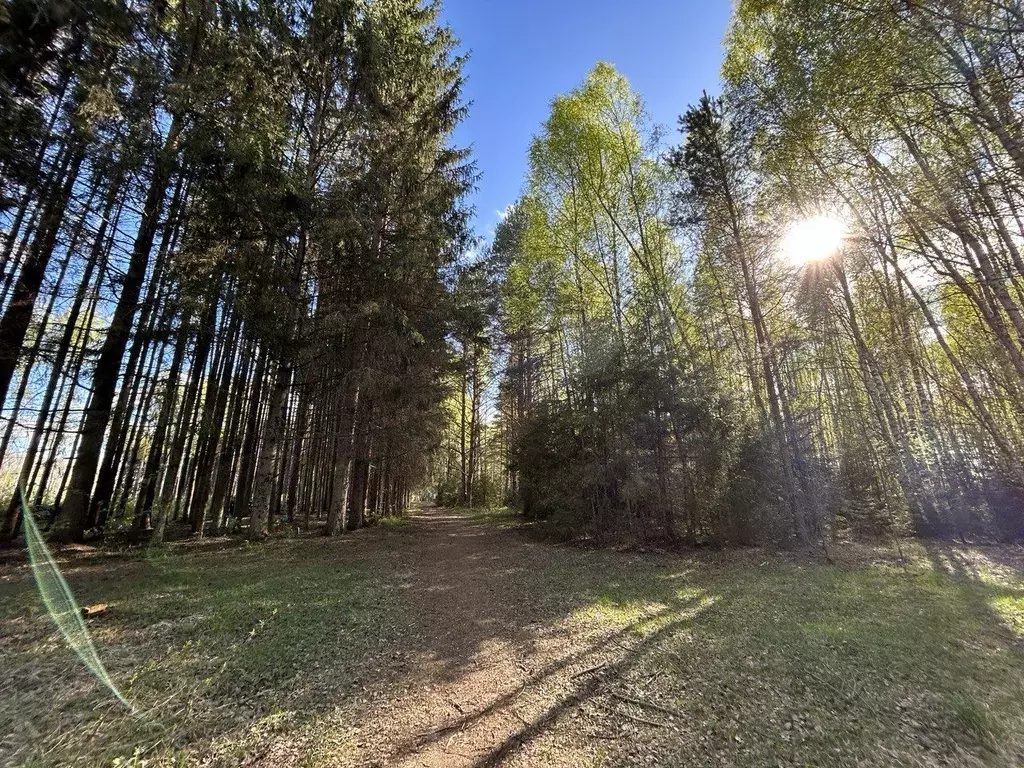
<box><xmin>919</xmin><ymin>540</ymin><xmax>1024</xmax><ymax>647</ymax></box>
<box><xmin>0</xmin><ymin>512</ymin><xmax>711</xmax><ymax>766</ymax></box>
<box><xmin>465</xmin><ymin>599</ymin><xmax>709</xmax><ymax>767</ymax></box>
<box><xmin>0</xmin><ymin>533</ymin><xmax>412</xmax><ymax>765</ymax></box>
<box><xmin>8</xmin><ymin>511</ymin><xmax>1024</xmax><ymax>767</ymax></box>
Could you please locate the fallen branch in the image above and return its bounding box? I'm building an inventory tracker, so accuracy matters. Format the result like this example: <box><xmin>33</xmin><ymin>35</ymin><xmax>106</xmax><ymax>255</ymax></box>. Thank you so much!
<box><xmin>509</xmin><ymin>707</ymin><xmax>530</xmax><ymax>726</ymax></box>
<box><xmin>608</xmin><ymin>690</ymin><xmax>684</xmax><ymax>720</ymax></box>
<box><xmin>417</xmin><ymin>721</ymin><xmax>464</xmax><ymax>740</ymax></box>
<box><xmin>571</xmin><ymin>662</ymin><xmax>606</xmax><ymax>680</ymax></box>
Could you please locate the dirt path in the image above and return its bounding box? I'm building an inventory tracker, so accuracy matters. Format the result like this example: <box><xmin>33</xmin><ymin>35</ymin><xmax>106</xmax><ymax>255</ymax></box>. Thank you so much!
<box><xmin>301</xmin><ymin>507</ymin><xmax>677</xmax><ymax>768</ymax></box>
<box><xmin>7</xmin><ymin>506</ymin><xmax>1024</xmax><ymax>766</ymax></box>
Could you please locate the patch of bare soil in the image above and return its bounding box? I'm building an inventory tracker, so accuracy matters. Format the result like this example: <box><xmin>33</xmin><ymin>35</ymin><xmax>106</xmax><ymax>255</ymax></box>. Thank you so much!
<box><xmin>269</xmin><ymin>507</ymin><xmax>679</xmax><ymax>768</ymax></box>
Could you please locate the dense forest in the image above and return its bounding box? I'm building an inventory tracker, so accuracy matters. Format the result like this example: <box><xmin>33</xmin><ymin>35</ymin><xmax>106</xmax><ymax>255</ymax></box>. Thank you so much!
<box><xmin>9</xmin><ymin>2</ymin><xmax>1024</xmax><ymax>767</ymax></box>
<box><xmin>433</xmin><ymin>2</ymin><xmax>1024</xmax><ymax>547</ymax></box>
<box><xmin>2</xmin><ymin>0</ymin><xmax>1023</xmax><ymax>551</ymax></box>
<box><xmin>0</xmin><ymin>0</ymin><xmax>472</xmax><ymax>544</ymax></box>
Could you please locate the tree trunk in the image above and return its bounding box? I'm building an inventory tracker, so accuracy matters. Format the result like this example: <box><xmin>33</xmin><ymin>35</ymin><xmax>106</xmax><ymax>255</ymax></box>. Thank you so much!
<box><xmin>52</xmin><ymin>120</ymin><xmax>182</xmax><ymax>542</ymax></box>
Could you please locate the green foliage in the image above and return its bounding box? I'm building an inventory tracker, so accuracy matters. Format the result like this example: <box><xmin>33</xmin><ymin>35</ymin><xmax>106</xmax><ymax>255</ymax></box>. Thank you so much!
<box><xmin>492</xmin><ymin>65</ymin><xmax>778</xmax><ymax>545</ymax></box>
<box><xmin>0</xmin><ymin>0</ymin><xmax>474</xmax><ymax>543</ymax></box>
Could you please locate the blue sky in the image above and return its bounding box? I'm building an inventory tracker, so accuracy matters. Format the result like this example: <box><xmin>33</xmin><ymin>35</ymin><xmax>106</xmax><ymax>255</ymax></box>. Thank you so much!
<box><xmin>438</xmin><ymin>0</ymin><xmax>734</xmax><ymax>241</ymax></box>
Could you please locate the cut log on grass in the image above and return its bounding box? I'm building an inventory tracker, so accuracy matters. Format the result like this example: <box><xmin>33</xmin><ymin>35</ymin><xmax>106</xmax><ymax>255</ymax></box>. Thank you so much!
<box><xmin>80</xmin><ymin>603</ymin><xmax>109</xmax><ymax>618</ymax></box>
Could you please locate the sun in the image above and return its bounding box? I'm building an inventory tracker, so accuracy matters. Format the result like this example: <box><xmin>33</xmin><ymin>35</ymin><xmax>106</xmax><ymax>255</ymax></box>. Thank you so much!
<box><xmin>779</xmin><ymin>215</ymin><xmax>848</xmax><ymax>266</ymax></box>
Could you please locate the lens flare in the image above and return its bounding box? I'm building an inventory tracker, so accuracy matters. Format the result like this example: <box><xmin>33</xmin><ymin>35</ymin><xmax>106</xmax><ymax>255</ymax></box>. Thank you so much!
<box><xmin>21</xmin><ymin>487</ymin><xmax>134</xmax><ymax>711</ymax></box>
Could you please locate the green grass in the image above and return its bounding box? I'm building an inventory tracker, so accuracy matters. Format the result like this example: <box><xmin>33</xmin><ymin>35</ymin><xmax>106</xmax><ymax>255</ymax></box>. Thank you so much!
<box><xmin>3</xmin><ymin>524</ymin><xmax>1024</xmax><ymax>766</ymax></box>
<box><xmin>0</xmin><ymin>537</ymin><xmax>406</xmax><ymax>767</ymax></box>
<box><xmin>376</xmin><ymin>514</ymin><xmax>412</xmax><ymax>530</ymax></box>
<box><xmin>457</xmin><ymin>506</ymin><xmax>1024</xmax><ymax>765</ymax></box>
<box><xmin>534</xmin><ymin>549</ymin><xmax>1024</xmax><ymax>766</ymax></box>
<box><xmin>454</xmin><ymin>505</ymin><xmax>522</xmax><ymax>529</ymax></box>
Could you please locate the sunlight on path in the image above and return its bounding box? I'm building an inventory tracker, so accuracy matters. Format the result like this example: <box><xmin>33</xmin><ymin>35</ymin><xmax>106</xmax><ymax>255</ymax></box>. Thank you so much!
<box><xmin>277</xmin><ymin>507</ymin><xmax>713</xmax><ymax>767</ymax></box>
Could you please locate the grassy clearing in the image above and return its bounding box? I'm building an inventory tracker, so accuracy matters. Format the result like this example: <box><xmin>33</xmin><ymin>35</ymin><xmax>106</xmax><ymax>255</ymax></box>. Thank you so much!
<box><xmin>2</xmin><ymin>512</ymin><xmax>1024</xmax><ymax>766</ymax></box>
<box><xmin>457</xmin><ymin>509</ymin><xmax>1024</xmax><ymax>767</ymax></box>
<box><xmin>0</xmin><ymin>537</ymin><xmax>407</xmax><ymax>767</ymax></box>
<box><xmin>602</xmin><ymin>558</ymin><xmax>1024</xmax><ymax>767</ymax></box>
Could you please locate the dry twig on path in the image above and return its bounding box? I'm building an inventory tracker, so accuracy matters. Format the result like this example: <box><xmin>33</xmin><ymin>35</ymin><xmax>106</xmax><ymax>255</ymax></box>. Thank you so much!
<box><xmin>607</xmin><ymin>690</ymin><xmax>684</xmax><ymax>720</ymax></box>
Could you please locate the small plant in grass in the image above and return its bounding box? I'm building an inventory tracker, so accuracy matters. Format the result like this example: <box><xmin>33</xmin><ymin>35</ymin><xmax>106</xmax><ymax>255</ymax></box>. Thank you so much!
<box><xmin>948</xmin><ymin>692</ymin><xmax>1003</xmax><ymax>745</ymax></box>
